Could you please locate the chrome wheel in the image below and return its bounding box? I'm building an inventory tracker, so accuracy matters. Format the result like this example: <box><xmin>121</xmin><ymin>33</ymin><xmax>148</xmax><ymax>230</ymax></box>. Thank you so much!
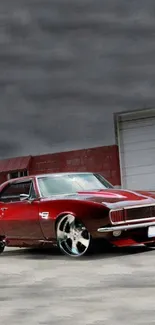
<box><xmin>56</xmin><ymin>214</ymin><xmax>91</xmax><ymax>257</ymax></box>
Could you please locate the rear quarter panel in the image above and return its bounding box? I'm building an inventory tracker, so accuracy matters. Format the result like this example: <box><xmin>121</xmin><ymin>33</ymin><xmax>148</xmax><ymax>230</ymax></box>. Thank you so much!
<box><xmin>39</xmin><ymin>199</ymin><xmax>110</xmax><ymax>240</ymax></box>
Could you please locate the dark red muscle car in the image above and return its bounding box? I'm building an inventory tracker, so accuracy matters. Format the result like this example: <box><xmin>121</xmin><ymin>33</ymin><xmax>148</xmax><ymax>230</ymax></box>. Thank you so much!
<box><xmin>0</xmin><ymin>172</ymin><xmax>155</xmax><ymax>257</ymax></box>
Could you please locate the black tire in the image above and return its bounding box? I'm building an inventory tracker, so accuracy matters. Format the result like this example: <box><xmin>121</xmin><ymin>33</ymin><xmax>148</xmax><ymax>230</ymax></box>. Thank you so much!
<box><xmin>0</xmin><ymin>242</ymin><xmax>5</xmax><ymax>254</ymax></box>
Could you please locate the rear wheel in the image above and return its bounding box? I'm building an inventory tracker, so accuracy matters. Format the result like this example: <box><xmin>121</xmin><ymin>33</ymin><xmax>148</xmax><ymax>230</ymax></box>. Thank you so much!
<box><xmin>56</xmin><ymin>214</ymin><xmax>92</xmax><ymax>257</ymax></box>
<box><xmin>0</xmin><ymin>240</ymin><xmax>5</xmax><ymax>254</ymax></box>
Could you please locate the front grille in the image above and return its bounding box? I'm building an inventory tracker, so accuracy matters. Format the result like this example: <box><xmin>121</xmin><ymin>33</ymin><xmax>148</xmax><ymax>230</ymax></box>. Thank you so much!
<box><xmin>110</xmin><ymin>204</ymin><xmax>155</xmax><ymax>225</ymax></box>
<box><xmin>125</xmin><ymin>205</ymin><xmax>155</xmax><ymax>221</ymax></box>
<box><xmin>110</xmin><ymin>209</ymin><xmax>125</xmax><ymax>224</ymax></box>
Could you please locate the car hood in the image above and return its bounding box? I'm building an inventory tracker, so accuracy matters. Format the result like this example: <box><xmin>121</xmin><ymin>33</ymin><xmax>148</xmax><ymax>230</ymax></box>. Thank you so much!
<box><xmin>75</xmin><ymin>189</ymin><xmax>155</xmax><ymax>209</ymax></box>
<box><xmin>42</xmin><ymin>188</ymin><xmax>155</xmax><ymax>210</ymax></box>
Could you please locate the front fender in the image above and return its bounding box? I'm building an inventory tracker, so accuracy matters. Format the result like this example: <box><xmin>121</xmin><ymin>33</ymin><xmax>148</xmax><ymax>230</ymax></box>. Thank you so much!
<box><xmin>55</xmin><ymin>201</ymin><xmax>110</xmax><ymax>238</ymax></box>
<box><xmin>39</xmin><ymin>199</ymin><xmax>110</xmax><ymax>240</ymax></box>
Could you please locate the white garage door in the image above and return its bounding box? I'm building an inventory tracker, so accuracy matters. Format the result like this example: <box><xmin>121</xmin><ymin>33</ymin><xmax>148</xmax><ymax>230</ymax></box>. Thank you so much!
<box><xmin>118</xmin><ymin>111</ymin><xmax>155</xmax><ymax>190</ymax></box>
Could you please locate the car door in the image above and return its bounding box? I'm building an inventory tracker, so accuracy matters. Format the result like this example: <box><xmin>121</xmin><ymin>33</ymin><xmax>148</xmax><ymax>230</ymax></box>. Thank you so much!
<box><xmin>0</xmin><ymin>179</ymin><xmax>44</xmax><ymax>240</ymax></box>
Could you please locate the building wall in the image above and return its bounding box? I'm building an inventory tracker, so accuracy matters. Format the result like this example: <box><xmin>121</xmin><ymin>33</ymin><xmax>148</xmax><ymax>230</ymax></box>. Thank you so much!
<box><xmin>0</xmin><ymin>145</ymin><xmax>121</xmax><ymax>186</ymax></box>
<box><xmin>0</xmin><ymin>174</ymin><xmax>8</xmax><ymax>186</ymax></box>
<box><xmin>29</xmin><ymin>145</ymin><xmax>121</xmax><ymax>185</ymax></box>
<box><xmin>1</xmin><ymin>1</ymin><xmax>155</xmax><ymax>159</ymax></box>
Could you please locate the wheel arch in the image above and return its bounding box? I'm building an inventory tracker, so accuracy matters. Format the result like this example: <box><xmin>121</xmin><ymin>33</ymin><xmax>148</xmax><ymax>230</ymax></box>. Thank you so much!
<box><xmin>55</xmin><ymin>211</ymin><xmax>76</xmax><ymax>232</ymax></box>
<box><xmin>54</xmin><ymin>211</ymin><xmax>89</xmax><ymax>236</ymax></box>
<box><xmin>54</xmin><ymin>203</ymin><xmax>109</xmax><ymax>237</ymax></box>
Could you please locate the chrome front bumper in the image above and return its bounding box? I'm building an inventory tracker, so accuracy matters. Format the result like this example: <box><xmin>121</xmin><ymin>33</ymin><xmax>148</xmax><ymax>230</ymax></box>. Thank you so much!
<box><xmin>97</xmin><ymin>221</ymin><xmax>155</xmax><ymax>233</ymax></box>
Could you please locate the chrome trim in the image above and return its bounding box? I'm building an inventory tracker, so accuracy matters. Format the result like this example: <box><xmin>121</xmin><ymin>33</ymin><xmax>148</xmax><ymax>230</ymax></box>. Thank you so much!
<box><xmin>39</xmin><ymin>212</ymin><xmax>49</xmax><ymax>219</ymax></box>
<box><xmin>39</xmin><ymin>240</ymin><xmax>54</xmax><ymax>243</ymax></box>
<box><xmin>98</xmin><ymin>220</ymin><xmax>155</xmax><ymax>233</ymax></box>
<box><xmin>0</xmin><ymin>207</ymin><xmax>8</xmax><ymax>211</ymax></box>
<box><xmin>124</xmin><ymin>203</ymin><xmax>155</xmax><ymax>210</ymax></box>
<box><xmin>109</xmin><ymin>209</ymin><xmax>124</xmax><ymax>225</ymax></box>
<box><xmin>36</xmin><ymin>177</ymin><xmax>42</xmax><ymax>197</ymax></box>
<box><xmin>111</xmin><ymin>216</ymin><xmax>155</xmax><ymax>225</ymax></box>
<box><xmin>110</xmin><ymin>204</ymin><xmax>155</xmax><ymax>225</ymax></box>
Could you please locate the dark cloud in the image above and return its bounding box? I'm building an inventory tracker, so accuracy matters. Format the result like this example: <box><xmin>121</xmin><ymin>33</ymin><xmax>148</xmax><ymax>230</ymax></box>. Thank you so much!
<box><xmin>1</xmin><ymin>0</ymin><xmax>155</xmax><ymax>158</ymax></box>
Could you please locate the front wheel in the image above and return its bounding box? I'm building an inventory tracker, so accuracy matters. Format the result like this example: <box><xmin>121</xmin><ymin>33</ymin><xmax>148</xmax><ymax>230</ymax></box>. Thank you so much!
<box><xmin>56</xmin><ymin>214</ymin><xmax>92</xmax><ymax>257</ymax></box>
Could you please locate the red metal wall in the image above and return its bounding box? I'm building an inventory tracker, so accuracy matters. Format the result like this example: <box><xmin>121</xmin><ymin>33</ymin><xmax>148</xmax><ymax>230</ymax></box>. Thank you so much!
<box><xmin>0</xmin><ymin>173</ymin><xmax>7</xmax><ymax>185</ymax></box>
<box><xmin>0</xmin><ymin>145</ymin><xmax>121</xmax><ymax>185</ymax></box>
<box><xmin>29</xmin><ymin>145</ymin><xmax>121</xmax><ymax>186</ymax></box>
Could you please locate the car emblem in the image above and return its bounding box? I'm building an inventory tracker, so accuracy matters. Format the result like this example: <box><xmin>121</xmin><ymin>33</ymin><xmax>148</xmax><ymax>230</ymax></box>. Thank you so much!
<box><xmin>39</xmin><ymin>212</ymin><xmax>49</xmax><ymax>219</ymax></box>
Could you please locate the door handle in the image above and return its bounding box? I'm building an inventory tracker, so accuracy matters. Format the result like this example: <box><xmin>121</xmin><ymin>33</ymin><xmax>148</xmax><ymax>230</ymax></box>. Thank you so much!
<box><xmin>0</xmin><ymin>207</ymin><xmax>8</xmax><ymax>211</ymax></box>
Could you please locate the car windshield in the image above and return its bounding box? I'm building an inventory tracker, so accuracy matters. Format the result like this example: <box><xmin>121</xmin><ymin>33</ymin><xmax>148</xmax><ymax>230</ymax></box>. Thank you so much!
<box><xmin>37</xmin><ymin>173</ymin><xmax>113</xmax><ymax>197</ymax></box>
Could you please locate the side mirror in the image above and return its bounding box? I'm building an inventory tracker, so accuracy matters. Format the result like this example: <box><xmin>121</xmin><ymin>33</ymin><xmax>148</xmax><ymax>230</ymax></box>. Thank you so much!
<box><xmin>20</xmin><ymin>194</ymin><xmax>29</xmax><ymax>201</ymax></box>
<box><xmin>28</xmin><ymin>197</ymin><xmax>35</xmax><ymax>203</ymax></box>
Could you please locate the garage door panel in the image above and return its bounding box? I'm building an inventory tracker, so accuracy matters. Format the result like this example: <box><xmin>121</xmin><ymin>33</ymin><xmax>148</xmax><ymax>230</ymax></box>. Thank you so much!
<box><xmin>121</xmin><ymin>150</ymin><xmax>155</xmax><ymax>169</ymax></box>
<box><xmin>119</xmin><ymin>118</ymin><xmax>155</xmax><ymax>131</ymax></box>
<box><xmin>119</xmin><ymin>127</ymin><xmax>155</xmax><ymax>145</ymax></box>
<box><xmin>122</xmin><ymin>164</ymin><xmax>155</xmax><ymax>177</ymax></box>
<box><xmin>123</xmin><ymin>173</ymin><xmax>155</xmax><ymax>191</ymax></box>
<box><xmin>119</xmin><ymin>113</ymin><xmax>155</xmax><ymax>190</ymax></box>
<box><xmin>120</xmin><ymin>140</ymin><xmax>155</xmax><ymax>152</ymax></box>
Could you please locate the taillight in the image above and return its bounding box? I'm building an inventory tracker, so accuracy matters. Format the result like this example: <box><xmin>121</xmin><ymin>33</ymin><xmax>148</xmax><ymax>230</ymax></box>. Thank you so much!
<box><xmin>110</xmin><ymin>209</ymin><xmax>124</xmax><ymax>224</ymax></box>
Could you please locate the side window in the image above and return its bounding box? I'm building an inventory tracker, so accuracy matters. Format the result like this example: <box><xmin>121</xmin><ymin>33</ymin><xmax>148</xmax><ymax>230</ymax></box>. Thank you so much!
<box><xmin>0</xmin><ymin>181</ymin><xmax>35</xmax><ymax>203</ymax></box>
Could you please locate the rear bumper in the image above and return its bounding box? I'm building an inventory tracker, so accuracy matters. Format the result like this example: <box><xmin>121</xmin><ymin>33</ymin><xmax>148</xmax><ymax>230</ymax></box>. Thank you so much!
<box><xmin>97</xmin><ymin>220</ymin><xmax>155</xmax><ymax>233</ymax></box>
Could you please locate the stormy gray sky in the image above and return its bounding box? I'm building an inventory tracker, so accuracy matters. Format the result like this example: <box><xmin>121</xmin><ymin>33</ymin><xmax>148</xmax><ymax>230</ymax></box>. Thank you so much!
<box><xmin>1</xmin><ymin>0</ymin><xmax>155</xmax><ymax>158</ymax></box>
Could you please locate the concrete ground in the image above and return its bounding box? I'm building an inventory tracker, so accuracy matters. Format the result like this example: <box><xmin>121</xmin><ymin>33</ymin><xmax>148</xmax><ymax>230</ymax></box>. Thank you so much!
<box><xmin>0</xmin><ymin>245</ymin><xmax>155</xmax><ymax>325</ymax></box>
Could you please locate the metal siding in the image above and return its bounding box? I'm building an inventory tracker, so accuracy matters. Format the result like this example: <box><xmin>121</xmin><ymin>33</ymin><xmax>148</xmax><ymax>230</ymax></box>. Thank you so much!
<box><xmin>119</xmin><ymin>115</ymin><xmax>155</xmax><ymax>190</ymax></box>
